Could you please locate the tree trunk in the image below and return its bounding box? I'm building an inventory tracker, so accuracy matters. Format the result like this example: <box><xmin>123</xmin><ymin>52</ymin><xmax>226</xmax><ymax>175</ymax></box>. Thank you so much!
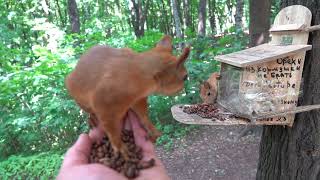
<box><xmin>208</xmin><ymin>0</ymin><xmax>216</xmax><ymax>34</ymax></box>
<box><xmin>197</xmin><ymin>0</ymin><xmax>207</xmax><ymax>37</ymax></box>
<box><xmin>98</xmin><ymin>0</ymin><xmax>105</xmax><ymax>17</ymax></box>
<box><xmin>176</xmin><ymin>0</ymin><xmax>184</xmax><ymax>36</ymax></box>
<box><xmin>67</xmin><ymin>0</ymin><xmax>80</xmax><ymax>33</ymax></box>
<box><xmin>183</xmin><ymin>0</ymin><xmax>192</xmax><ymax>32</ymax></box>
<box><xmin>55</xmin><ymin>0</ymin><xmax>65</xmax><ymax>26</ymax></box>
<box><xmin>41</xmin><ymin>0</ymin><xmax>50</xmax><ymax>17</ymax></box>
<box><xmin>226</xmin><ymin>0</ymin><xmax>234</xmax><ymax>24</ymax></box>
<box><xmin>256</xmin><ymin>1</ymin><xmax>320</xmax><ymax>180</ymax></box>
<box><xmin>104</xmin><ymin>1</ymin><xmax>109</xmax><ymax>16</ymax></box>
<box><xmin>166</xmin><ymin>0</ymin><xmax>174</xmax><ymax>36</ymax></box>
<box><xmin>130</xmin><ymin>0</ymin><xmax>149</xmax><ymax>38</ymax></box>
<box><xmin>146</xmin><ymin>1</ymin><xmax>153</xmax><ymax>29</ymax></box>
<box><xmin>235</xmin><ymin>0</ymin><xmax>244</xmax><ymax>31</ymax></box>
<box><xmin>160</xmin><ymin>0</ymin><xmax>170</xmax><ymax>35</ymax></box>
<box><xmin>171</xmin><ymin>0</ymin><xmax>183</xmax><ymax>38</ymax></box>
<box><xmin>249</xmin><ymin>0</ymin><xmax>271</xmax><ymax>47</ymax></box>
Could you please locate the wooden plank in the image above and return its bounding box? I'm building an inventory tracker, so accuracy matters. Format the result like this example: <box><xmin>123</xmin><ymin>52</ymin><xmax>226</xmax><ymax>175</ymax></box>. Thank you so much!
<box><xmin>270</xmin><ymin>24</ymin><xmax>320</xmax><ymax>32</ymax></box>
<box><xmin>215</xmin><ymin>44</ymin><xmax>311</xmax><ymax>67</ymax></box>
<box><xmin>270</xmin><ymin>23</ymin><xmax>306</xmax><ymax>32</ymax></box>
<box><xmin>272</xmin><ymin>5</ymin><xmax>311</xmax><ymax>32</ymax></box>
<box><xmin>306</xmin><ymin>25</ymin><xmax>320</xmax><ymax>32</ymax></box>
<box><xmin>252</xmin><ymin>104</ymin><xmax>320</xmax><ymax>120</ymax></box>
<box><xmin>171</xmin><ymin>104</ymin><xmax>320</xmax><ymax>126</ymax></box>
<box><xmin>171</xmin><ymin>105</ymin><xmax>290</xmax><ymax>126</ymax></box>
<box><xmin>271</xmin><ymin>5</ymin><xmax>311</xmax><ymax>45</ymax></box>
<box><xmin>238</xmin><ymin>52</ymin><xmax>307</xmax><ymax>126</ymax></box>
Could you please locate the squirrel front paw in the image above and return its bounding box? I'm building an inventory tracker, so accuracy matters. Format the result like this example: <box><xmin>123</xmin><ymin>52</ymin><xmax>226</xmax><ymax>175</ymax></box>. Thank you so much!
<box><xmin>147</xmin><ymin>129</ymin><xmax>162</xmax><ymax>143</ymax></box>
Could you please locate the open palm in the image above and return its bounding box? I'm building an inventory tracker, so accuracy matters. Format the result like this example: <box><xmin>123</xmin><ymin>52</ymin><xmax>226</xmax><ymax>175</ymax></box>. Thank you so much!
<box><xmin>57</xmin><ymin>110</ymin><xmax>169</xmax><ymax>180</ymax></box>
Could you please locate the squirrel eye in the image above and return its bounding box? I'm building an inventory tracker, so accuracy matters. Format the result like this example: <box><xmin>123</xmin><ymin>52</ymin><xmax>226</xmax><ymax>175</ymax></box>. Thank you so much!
<box><xmin>183</xmin><ymin>74</ymin><xmax>188</xmax><ymax>81</ymax></box>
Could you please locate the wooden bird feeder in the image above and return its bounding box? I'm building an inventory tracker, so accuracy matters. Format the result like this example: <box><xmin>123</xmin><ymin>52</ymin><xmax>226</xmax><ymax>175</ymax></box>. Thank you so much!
<box><xmin>171</xmin><ymin>5</ymin><xmax>320</xmax><ymax>127</ymax></box>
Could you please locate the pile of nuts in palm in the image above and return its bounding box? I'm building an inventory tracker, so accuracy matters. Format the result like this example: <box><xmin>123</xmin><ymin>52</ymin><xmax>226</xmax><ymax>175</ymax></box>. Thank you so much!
<box><xmin>89</xmin><ymin>129</ymin><xmax>155</xmax><ymax>178</ymax></box>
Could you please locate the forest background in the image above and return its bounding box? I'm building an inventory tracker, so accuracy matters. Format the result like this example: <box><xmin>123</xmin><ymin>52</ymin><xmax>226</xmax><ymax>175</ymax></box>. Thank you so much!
<box><xmin>0</xmin><ymin>0</ymin><xmax>280</xmax><ymax>178</ymax></box>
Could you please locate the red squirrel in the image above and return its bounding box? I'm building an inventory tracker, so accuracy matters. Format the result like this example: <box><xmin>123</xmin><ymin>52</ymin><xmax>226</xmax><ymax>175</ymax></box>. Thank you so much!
<box><xmin>65</xmin><ymin>35</ymin><xmax>190</xmax><ymax>160</ymax></box>
<box><xmin>199</xmin><ymin>72</ymin><xmax>220</xmax><ymax>104</ymax></box>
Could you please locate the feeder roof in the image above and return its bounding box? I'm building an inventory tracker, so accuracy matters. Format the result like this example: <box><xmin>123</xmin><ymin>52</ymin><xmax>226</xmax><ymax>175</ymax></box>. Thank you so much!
<box><xmin>215</xmin><ymin>43</ymin><xmax>312</xmax><ymax>67</ymax></box>
<box><xmin>269</xmin><ymin>23</ymin><xmax>307</xmax><ymax>32</ymax></box>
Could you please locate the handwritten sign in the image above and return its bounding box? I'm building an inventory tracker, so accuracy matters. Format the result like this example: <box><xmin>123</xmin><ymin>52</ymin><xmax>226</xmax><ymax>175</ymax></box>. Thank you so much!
<box><xmin>239</xmin><ymin>52</ymin><xmax>306</xmax><ymax>124</ymax></box>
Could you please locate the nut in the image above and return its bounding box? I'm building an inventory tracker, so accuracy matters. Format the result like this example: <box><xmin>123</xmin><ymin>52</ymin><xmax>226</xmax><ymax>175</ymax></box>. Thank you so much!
<box><xmin>89</xmin><ymin>119</ymin><xmax>155</xmax><ymax>179</ymax></box>
<box><xmin>183</xmin><ymin>103</ymin><xmax>225</xmax><ymax>120</ymax></box>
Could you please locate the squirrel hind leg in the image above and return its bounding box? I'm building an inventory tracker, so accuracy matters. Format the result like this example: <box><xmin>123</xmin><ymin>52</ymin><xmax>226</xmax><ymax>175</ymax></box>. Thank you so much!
<box><xmin>95</xmin><ymin>106</ymin><xmax>131</xmax><ymax>160</ymax></box>
<box><xmin>131</xmin><ymin>98</ymin><xmax>161</xmax><ymax>143</ymax></box>
<box><xmin>88</xmin><ymin>113</ymin><xmax>98</xmax><ymax>128</ymax></box>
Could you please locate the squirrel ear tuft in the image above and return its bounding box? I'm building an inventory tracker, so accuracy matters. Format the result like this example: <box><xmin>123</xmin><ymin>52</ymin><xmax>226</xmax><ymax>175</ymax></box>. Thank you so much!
<box><xmin>156</xmin><ymin>35</ymin><xmax>172</xmax><ymax>52</ymax></box>
<box><xmin>177</xmin><ymin>47</ymin><xmax>190</xmax><ymax>67</ymax></box>
<box><xmin>203</xmin><ymin>81</ymin><xmax>211</xmax><ymax>89</ymax></box>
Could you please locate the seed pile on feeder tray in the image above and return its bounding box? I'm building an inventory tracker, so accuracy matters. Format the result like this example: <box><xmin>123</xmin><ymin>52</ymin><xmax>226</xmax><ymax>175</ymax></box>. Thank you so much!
<box><xmin>181</xmin><ymin>104</ymin><xmax>226</xmax><ymax>121</ymax></box>
<box><xmin>90</xmin><ymin>129</ymin><xmax>155</xmax><ymax>179</ymax></box>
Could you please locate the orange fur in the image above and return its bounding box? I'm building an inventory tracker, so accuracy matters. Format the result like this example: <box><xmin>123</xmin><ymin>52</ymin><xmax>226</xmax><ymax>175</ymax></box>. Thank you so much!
<box><xmin>200</xmin><ymin>72</ymin><xmax>220</xmax><ymax>104</ymax></box>
<box><xmin>65</xmin><ymin>35</ymin><xmax>190</xmax><ymax>159</ymax></box>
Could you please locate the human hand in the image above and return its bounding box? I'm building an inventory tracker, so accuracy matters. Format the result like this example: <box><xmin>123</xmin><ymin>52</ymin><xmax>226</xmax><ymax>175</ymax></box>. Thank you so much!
<box><xmin>57</xmin><ymin>110</ymin><xmax>170</xmax><ymax>180</ymax></box>
<box><xmin>57</xmin><ymin>131</ymin><xmax>127</xmax><ymax>180</ymax></box>
<box><xmin>125</xmin><ymin>110</ymin><xmax>169</xmax><ymax>180</ymax></box>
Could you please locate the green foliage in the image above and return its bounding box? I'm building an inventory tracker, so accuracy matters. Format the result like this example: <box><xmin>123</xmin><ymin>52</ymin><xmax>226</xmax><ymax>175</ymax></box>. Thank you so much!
<box><xmin>127</xmin><ymin>31</ymin><xmax>164</xmax><ymax>52</ymax></box>
<box><xmin>0</xmin><ymin>0</ymin><xmax>252</xmax><ymax>177</ymax></box>
<box><xmin>271</xmin><ymin>0</ymin><xmax>281</xmax><ymax>22</ymax></box>
<box><xmin>0</xmin><ymin>151</ymin><xmax>62</xmax><ymax>179</ymax></box>
<box><xmin>0</xmin><ymin>45</ymin><xmax>88</xmax><ymax>159</ymax></box>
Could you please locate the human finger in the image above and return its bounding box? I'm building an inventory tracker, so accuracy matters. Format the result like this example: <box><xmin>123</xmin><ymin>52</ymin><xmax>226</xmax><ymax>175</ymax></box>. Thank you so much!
<box><xmin>61</xmin><ymin>134</ymin><xmax>92</xmax><ymax>168</ymax></box>
<box><xmin>128</xmin><ymin>111</ymin><xmax>155</xmax><ymax>158</ymax></box>
<box><xmin>89</xmin><ymin>127</ymin><xmax>105</xmax><ymax>142</ymax></box>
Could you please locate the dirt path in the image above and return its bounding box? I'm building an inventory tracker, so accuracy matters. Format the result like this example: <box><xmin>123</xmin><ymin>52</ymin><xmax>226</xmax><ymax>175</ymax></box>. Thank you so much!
<box><xmin>156</xmin><ymin>125</ymin><xmax>262</xmax><ymax>180</ymax></box>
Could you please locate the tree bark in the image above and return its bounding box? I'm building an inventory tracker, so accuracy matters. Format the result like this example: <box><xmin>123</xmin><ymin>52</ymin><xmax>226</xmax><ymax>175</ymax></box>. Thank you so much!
<box><xmin>197</xmin><ymin>0</ymin><xmax>207</xmax><ymax>37</ymax></box>
<box><xmin>249</xmin><ymin>0</ymin><xmax>271</xmax><ymax>47</ymax></box>
<box><xmin>176</xmin><ymin>0</ymin><xmax>184</xmax><ymax>35</ymax></box>
<box><xmin>171</xmin><ymin>0</ymin><xmax>183</xmax><ymax>38</ymax></box>
<box><xmin>67</xmin><ymin>0</ymin><xmax>80</xmax><ymax>33</ymax></box>
<box><xmin>146</xmin><ymin>1</ymin><xmax>154</xmax><ymax>29</ymax></box>
<box><xmin>160</xmin><ymin>0</ymin><xmax>170</xmax><ymax>35</ymax></box>
<box><xmin>183</xmin><ymin>0</ymin><xmax>192</xmax><ymax>32</ymax></box>
<box><xmin>166</xmin><ymin>0</ymin><xmax>174</xmax><ymax>36</ymax></box>
<box><xmin>104</xmin><ymin>1</ymin><xmax>109</xmax><ymax>16</ymax></box>
<box><xmin>256</xmin><ymin>1</ymin><xmax>320</xmax><ymax>180</ymax></box>
<box><xmin>130</xmin><ymin>0</ymin><xmax>149</xmax><ymax>38</ymax></box>
<box><xmin>55</xmin><ymin>0</ymin><xmax>65</xmax><ymax>26</ymax></box>
<box><xmin>235</xmin><ymin>0</ymin><xmax>244</xmax><ymax>31</ymax></box>
<box><xmin>208</xmin><ymin>0</ymin><xmax>216</xmax><ymax>34</ymax></box>
<box><xmin>226</xmin><ymin>0</ymin><xmax>234</xmax><ymax>24</ymax></box>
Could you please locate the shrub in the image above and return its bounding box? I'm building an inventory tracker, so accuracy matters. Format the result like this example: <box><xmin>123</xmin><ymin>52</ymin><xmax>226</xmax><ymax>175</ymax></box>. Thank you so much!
<box><xmin>0</xmin><ymin>151</ymin><xmax>63</xmax><ymax>179</ymax></box>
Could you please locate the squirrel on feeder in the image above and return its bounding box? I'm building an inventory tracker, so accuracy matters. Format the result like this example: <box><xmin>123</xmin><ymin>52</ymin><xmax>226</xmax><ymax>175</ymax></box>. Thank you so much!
<box><xmin>200</xmin><ymin>72</ymin><xmax>220</xmax><ymax>104</ymax></box>
<box><xmin>65</xmin><ymin>35</ymin><xmax>190</xmax><ymax>160</ymax></box>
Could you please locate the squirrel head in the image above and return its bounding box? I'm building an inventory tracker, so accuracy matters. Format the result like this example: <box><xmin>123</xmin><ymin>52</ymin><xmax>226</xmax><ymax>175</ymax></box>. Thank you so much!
<box><xmin>200</xmin><ymin>81</ymin><xmax>217</xmax><ymax>104</ymax></box>
<box><xmin>151</xmin><ymin>35</ymin><xmax>190</xmax><ymax>95</ymax></box>
<box><xmin>199</xmin><ymin>73</ymin><xmax>220</xmax><ymax>104</ymax></box>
